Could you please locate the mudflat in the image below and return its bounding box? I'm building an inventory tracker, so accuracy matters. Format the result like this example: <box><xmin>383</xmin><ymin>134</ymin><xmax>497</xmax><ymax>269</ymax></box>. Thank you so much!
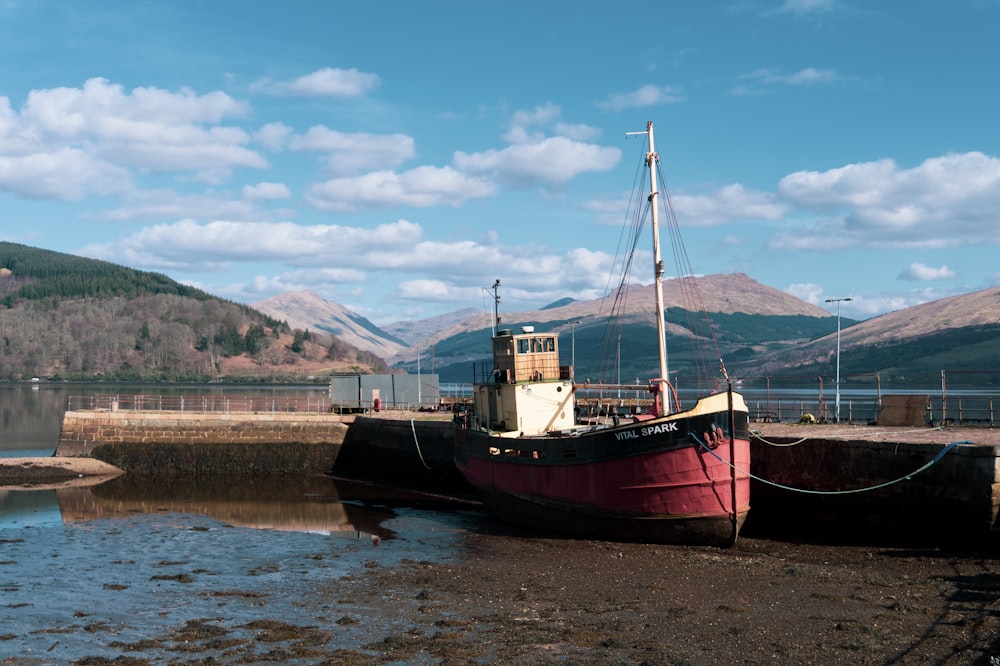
<box><xmin>1</xmin><ymin>480</ymin><xmax>997</xmax><ymax>663</ymax></box>
<box><xmin>0</xmin><ymin>456</ymin><xmax>124</xmax><ymax>488</ymax></box>
<box><xmin>320</xmin><ymin>527</ymin><xmax>999</xmax><ymax>664</ymax></box>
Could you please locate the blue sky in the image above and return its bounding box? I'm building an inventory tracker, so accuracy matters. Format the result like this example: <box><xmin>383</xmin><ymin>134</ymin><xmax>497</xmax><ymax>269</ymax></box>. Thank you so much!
<box><xmin>1</xmin><ymin>0</ymin><xmax>998</xmax><ymax>324</ymax></box>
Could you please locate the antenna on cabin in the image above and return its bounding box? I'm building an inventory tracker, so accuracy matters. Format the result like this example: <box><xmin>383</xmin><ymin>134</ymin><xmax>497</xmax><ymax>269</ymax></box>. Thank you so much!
<box><xmin>491</xmin><ymin>279</ymin><xmax>501</xmax><ymax>337</ymax></box>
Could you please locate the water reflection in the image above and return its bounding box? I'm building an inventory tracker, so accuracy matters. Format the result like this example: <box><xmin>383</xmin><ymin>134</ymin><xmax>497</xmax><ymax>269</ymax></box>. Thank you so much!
<box><xmin>0</xmin><ymin>475</ymin><xmax>398</xmax><ymax>539</ymax></box>
<box><xmin>0</xmin><ymin>487</ymin><xmax>64</xmax><ymax>527</ymax></box>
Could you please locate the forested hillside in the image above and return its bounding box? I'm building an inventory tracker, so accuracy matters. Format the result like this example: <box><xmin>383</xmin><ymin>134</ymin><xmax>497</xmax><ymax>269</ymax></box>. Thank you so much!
<box><xmin>0</xmin><ymin>242</ymin><xmax>211</xmax><ymax>305</ymax></box>
<box><xmin>0</xmin><ymin>243</ymin><xmax>386</xmax><ymax>381</ymax></box>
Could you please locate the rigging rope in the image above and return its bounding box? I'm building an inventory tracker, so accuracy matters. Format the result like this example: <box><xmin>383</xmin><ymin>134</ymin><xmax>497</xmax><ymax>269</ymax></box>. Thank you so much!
<box><xmin>690</xmin><ymin>432</ymin><xmax>970</xmax><ymax>495</ymax></box>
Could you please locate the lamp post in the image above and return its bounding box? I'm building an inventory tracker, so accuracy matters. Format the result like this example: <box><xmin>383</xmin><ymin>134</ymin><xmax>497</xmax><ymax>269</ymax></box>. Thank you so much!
<box><xmin>567</xmin><ymin>320</ymin><xmax>581</xmax><ymax>380</ymax></box>
<box><xmin>825</xmin><ymin>297</ymin><xmax>853</xmax><ymax>422</ymax></box>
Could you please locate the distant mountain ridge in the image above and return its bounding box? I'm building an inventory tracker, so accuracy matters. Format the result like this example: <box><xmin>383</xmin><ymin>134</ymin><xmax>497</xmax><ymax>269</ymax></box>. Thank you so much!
<box><xmin>223</xmin><ymin>274</ymin><xmax>1000</xmax><ymax>385</ymax></box>
<box><xmin>381</xmin><ymin>307</ymin><xmax>481</xmax><ymax>345</ymax></box>
<box><xmin>253</xmin><ymin>291</ymin><xmax>408</xmax><ymax>359</ymax></box>
<box><xmin>13</xmin><ymin>231</ymin><xmax>992</xmax><ymax>385</ymax></box>
<box><xmin>763</xmin><ymin>284</ymin><xmax>1000</xmax><ymax>378</ymax></box>
<box><xmin>254</xmin><ymin>274</ymin><xmax>839</xmax><ymax>382</ymax></box>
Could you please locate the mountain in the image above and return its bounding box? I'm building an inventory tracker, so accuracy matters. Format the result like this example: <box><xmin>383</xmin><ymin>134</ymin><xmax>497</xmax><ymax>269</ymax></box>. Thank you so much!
<box><xmin>389</xmin><ymin>273</ymin><xmax>839</xmax><ymax>382</ymax></box>
<box><xmin>760</xmin><ymin>284</ymin><xmax>1000</xmax><ymax>381</ymax></box>
<box><xmin>0</xmin><ymin>243</ymin><xmax>386</xmax><ymax>381</ymax></box>
<box><xmin>252</xmin><ymin>291</ymin><xmax>408</xmax><ymax>359</ymax></box>
<box><xmin>541</xmin><ymin>297</ymin><xmax>576</xmax><ymax>310</ymax></box>
<box><xmin>242</xmin><ymin>273</ymin><xmax>1000</xmax><ymax>387</ymax></box>
<box><xmin>382</xmin><ymin>276</ymin><xmax>1000</xmax><ymax>385</ymax></box>
<box><xmin>380</xmin><ymin>307</ymin><xmax>481</xmax><ymax>345</ymax></box>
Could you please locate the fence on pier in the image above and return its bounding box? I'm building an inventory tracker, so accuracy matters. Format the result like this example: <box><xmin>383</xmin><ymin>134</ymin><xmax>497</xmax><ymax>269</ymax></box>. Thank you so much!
<box><xmin>65</xmin><ymin>369</ymin><xmax>1000</xmax><ymax>426</ymax></box>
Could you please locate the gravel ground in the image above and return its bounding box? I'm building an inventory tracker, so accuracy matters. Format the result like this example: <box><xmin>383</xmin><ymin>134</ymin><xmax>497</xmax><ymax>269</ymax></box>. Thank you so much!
<box><xmin>4</xmin><ymin>517</ymin><xmax>996</xmax><ymax>665</ymax></box>
<box><xmin>315</xmin><ymin>524</ymin><xmax>1000</xmax><ymax>665</ymax></box>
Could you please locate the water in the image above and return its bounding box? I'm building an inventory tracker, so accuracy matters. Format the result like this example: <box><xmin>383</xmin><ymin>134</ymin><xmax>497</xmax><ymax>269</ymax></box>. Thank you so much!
<box><xmin>0</xmin><ymin>383</ymin><xmax>485</xmax><ymax>662</ymax></box>
<box><xmin>0</xmin><ymin>478</ymin><xmax>484</xmax><ymax>662</ymax></box>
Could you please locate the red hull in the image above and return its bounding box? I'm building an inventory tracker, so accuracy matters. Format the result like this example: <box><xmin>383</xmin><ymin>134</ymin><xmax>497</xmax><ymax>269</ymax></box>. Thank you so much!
<box><xmin>454</xmin><ymin>404</ymin><xmax>751</xmax><ymax>546</ymax></box>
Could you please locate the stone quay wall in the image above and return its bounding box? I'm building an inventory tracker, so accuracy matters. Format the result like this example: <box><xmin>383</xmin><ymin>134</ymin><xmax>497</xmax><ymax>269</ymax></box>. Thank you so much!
<box><xmin>750</xmin><ymin>433</ymin><xmax>1000</xmax><ymax>536</ymax></box>
<box><xmin>57</xmin><ymin>410</ymin><xmax>348</xmax><ymax>476</ymax></box>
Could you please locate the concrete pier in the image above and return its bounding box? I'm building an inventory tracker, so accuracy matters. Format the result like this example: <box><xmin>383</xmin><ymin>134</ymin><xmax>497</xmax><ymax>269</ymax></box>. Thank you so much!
<box><xmin>56</xmin><ymin>410</ymin><xmax>348</xmax><ymax>476</ymax></box>
<box><xmin>749</xmin><ymin>423</ymin><xmax>1000</xmax><ymax>537</ymax></box>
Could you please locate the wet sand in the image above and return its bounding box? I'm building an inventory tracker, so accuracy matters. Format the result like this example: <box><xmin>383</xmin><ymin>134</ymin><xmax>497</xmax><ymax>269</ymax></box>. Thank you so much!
<box><xmin>2</xmin><ymin>500</ymin><xmax>997</xmax><ymax>664</ymax></box>
<box><xmin>0</xmin><ymin>456</ymin><xmax>124</xmax><ymax>489</ymax></box>
<box><xmin>333</xmin><ymin>526</ymin><xmax>1000</xmax><ymax>665</ymax></box>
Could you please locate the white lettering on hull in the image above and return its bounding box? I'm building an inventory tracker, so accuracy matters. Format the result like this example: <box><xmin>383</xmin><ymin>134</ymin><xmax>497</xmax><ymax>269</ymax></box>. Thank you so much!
<box><xmin>613</xmin><ymin>421</ymin><xmax>679</xmax><ymax>441</ymax></box>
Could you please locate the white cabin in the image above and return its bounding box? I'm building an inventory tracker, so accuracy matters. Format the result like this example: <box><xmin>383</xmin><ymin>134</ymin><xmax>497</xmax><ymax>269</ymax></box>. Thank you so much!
<box><xmin>472</xmin><ymin>328</ymin><xmax>576</xmax><ymax>437</ymax></box>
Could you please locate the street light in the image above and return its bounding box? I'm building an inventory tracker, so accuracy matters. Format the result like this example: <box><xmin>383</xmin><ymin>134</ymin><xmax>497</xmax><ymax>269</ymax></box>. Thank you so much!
<box><xmin>570</xmin><ymin>320</ymin><xmax>580</xmax><ymax>378</ymax></box>
<box><xmin>825</xmin><ymin>297</ymin><xmax>853</xmax><ymax>422</ymax></box>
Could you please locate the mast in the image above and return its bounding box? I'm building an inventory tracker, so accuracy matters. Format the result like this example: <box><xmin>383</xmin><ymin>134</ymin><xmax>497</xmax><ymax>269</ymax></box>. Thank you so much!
<box><xmin>645</xmin><ymin>122</ymin><xmax>671</xmax><ymax>412</ymax></box>
<box><xmin>626</xmin><ymin>122</ymin><xmax>671</xmax><ymax>414</ymax></box>
<box><xmin>645</xmin><ymin>122</ymin><xmax>668</xmax><ymax>381</ymax></box>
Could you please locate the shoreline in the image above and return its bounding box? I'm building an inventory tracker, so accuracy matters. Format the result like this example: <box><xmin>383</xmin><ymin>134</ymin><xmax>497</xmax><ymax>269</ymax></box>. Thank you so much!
<box><xmin>0</xmin><ymin>456</ymin><xmax>125</xmax><ymax>488</ymax></box>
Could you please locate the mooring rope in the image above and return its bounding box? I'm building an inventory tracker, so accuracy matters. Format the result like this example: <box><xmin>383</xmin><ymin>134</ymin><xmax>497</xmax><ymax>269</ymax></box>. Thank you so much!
<box><xmin>410</xmin><ymin>419</ymin><xmax>433</xmax><ymax>470</ymax></box>
<box><xmin>692</xmin><ymin>432</ymin><xmax>971</xmax><ymax>495</ymax></box>
<box><xmin>749</xmin><ymin>431</ymin><xmax>811</xmax><ymax>446</ymax></box>
<box><xmin>749</xmin><ymin>425</ymin><xmax>947</xmax><ymax>448</ymax></box>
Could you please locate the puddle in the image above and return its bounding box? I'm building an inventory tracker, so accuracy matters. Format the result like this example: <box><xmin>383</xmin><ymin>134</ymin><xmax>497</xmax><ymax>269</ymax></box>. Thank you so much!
<box><xmin>0</xmin><ymin>475</ymin><xmax>483</xmax><ymax>663</ymax></box>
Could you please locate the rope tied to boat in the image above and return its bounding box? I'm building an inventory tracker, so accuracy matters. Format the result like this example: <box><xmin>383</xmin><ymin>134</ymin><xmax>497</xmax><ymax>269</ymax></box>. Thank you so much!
<box><xmin>410</xmin><ymin>419</ymin><xmax>433</xmax><ymax>470</ymax></box>
<box><xmin>691</xmin><ymin>432</ymin><xmax>971</xmax><ymax>495</ymax></box>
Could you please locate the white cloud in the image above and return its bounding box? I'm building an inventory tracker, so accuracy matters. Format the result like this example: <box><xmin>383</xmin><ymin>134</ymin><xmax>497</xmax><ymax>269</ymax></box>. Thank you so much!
<box><xmin>510</xmin><ymin>103</ymin><xmax>561</xmax><ymax>129</ymax></box>
<box><xmin>79</xmin><ymin>218</ymin><xmax>426</xmax><ymax>270</ymax></box>
<box><xmin>786</xmin><ymin>284</ymin><xmax>906</xmax><ymax>320</ymax></box>
<box><xmin>786</xmin><ymin>282</ymin><xmax>826</xmax><ymax>307</ymax></box>
<box><xmin>21</xmin><ymin>78</ymin><xmax>248</xmax><ymax>134</ymax></box>
<box><xmin>898</xmin><ymin>262</ymin><xmax>956</xmax><ymax>281</ymax></box>
<box><xmin>671</xmin><ymin>184</ymin><xmax>787</xmax><ymax>226</ymax></box>
<box><xmin>243</xmin><ymin>182</ymin><xmax>291</xmax><ymax>201</ymax></box>
<box><xmin>254</xmin><ymin>122</ymin><xmax>293</xmax><ymax>150</ymax></box>
<box><xmin>95</xmin><ymin>189</ymin><xmax>257</xmax><ymax>221</ymax></box>
<box><xmin>290</xmin><ymin>126</ymin><xmax>415</xmax><ymax>176</ymax></box>
<box><xmin>245</xmin><ymin>268</ymin><xmax>368</xmax><ymax>296</ymax></box>
<box><xmin>0</xmin><ymin>77</ymin><xmax>265</xmax><ymax>199</ymax></box>
<box><xmin>584</xmin><ymin>183</ymin><xmax>785</xmax><ymax>228</ymax></box>
<box><xmin>77</xmin><ymin>216</ymin><xmax>618</xmax><ymax>307</ymax></box>
<box><xmin>596</xmin><ymin>84</ymin><xmax>684</xmax><ymax>112</ymax></box>
<box><xmin>553</xmin><ymin>122</ymin><xmax>601</xmax><ymax>141</ymax></box>
<box><xmin>0</xmin><ymin>147</ymin><xmax>131</xmax><ymax>200</ymax></box>
<box><xmin>454</xmin><ymin>136</ymin><xmax>620</xmax><ymax>189</ymax></box>
<box><xmin>397</xmin><ymin>279</ymin><xmax>453</xmax><ymax>301</ymax></box>
<box><xmin>729</xmin><ymin>67</ymin><xmax>845</xmax><ymax>95</ymax></box>
<box><xmin>777</xmin><ymin>0</ymin><xmax>836</xmax><ymax>15</ymax></box>
<box><xmin>772</xmin><ymin>152</ymin><xmax>1000</xmax><ymax>250</ymax></box>
<box><xmin>249</xmin><ymin>67</ymin><xmax>380</xmax><ymax>97</ymax></box>
<box><xmin>751</xmin><ymin>67</ymin><xmax>839</xmax><ymax>85</ymax></box>
<box><xmin>305</xmin><ymin>166</ymin><xmax>496</xmax><ymax>212</ymax></box>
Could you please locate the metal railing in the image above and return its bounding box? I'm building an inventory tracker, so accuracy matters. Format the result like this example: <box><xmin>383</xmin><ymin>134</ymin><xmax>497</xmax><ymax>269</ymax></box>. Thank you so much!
<box><xmin>66</xmin><ymin>382</ymin><xmax>1000</xmax><ymax>426</ymax></box>
<box><xmin>744</xmin><ymin>393</ymin><xmax>998</xmax><ymax>426</ymax></box>
<box><xmin>67</xmin><ymin>394</ymin><xmax>331</xmax><ymax>415</ymax></box>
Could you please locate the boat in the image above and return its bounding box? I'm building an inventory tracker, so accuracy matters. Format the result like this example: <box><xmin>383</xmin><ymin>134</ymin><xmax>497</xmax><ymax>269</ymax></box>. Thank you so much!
<box><xmin>453</xmin><ymin>121</ymin><xmax>750</xmax><ymax>546</ymax></box>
